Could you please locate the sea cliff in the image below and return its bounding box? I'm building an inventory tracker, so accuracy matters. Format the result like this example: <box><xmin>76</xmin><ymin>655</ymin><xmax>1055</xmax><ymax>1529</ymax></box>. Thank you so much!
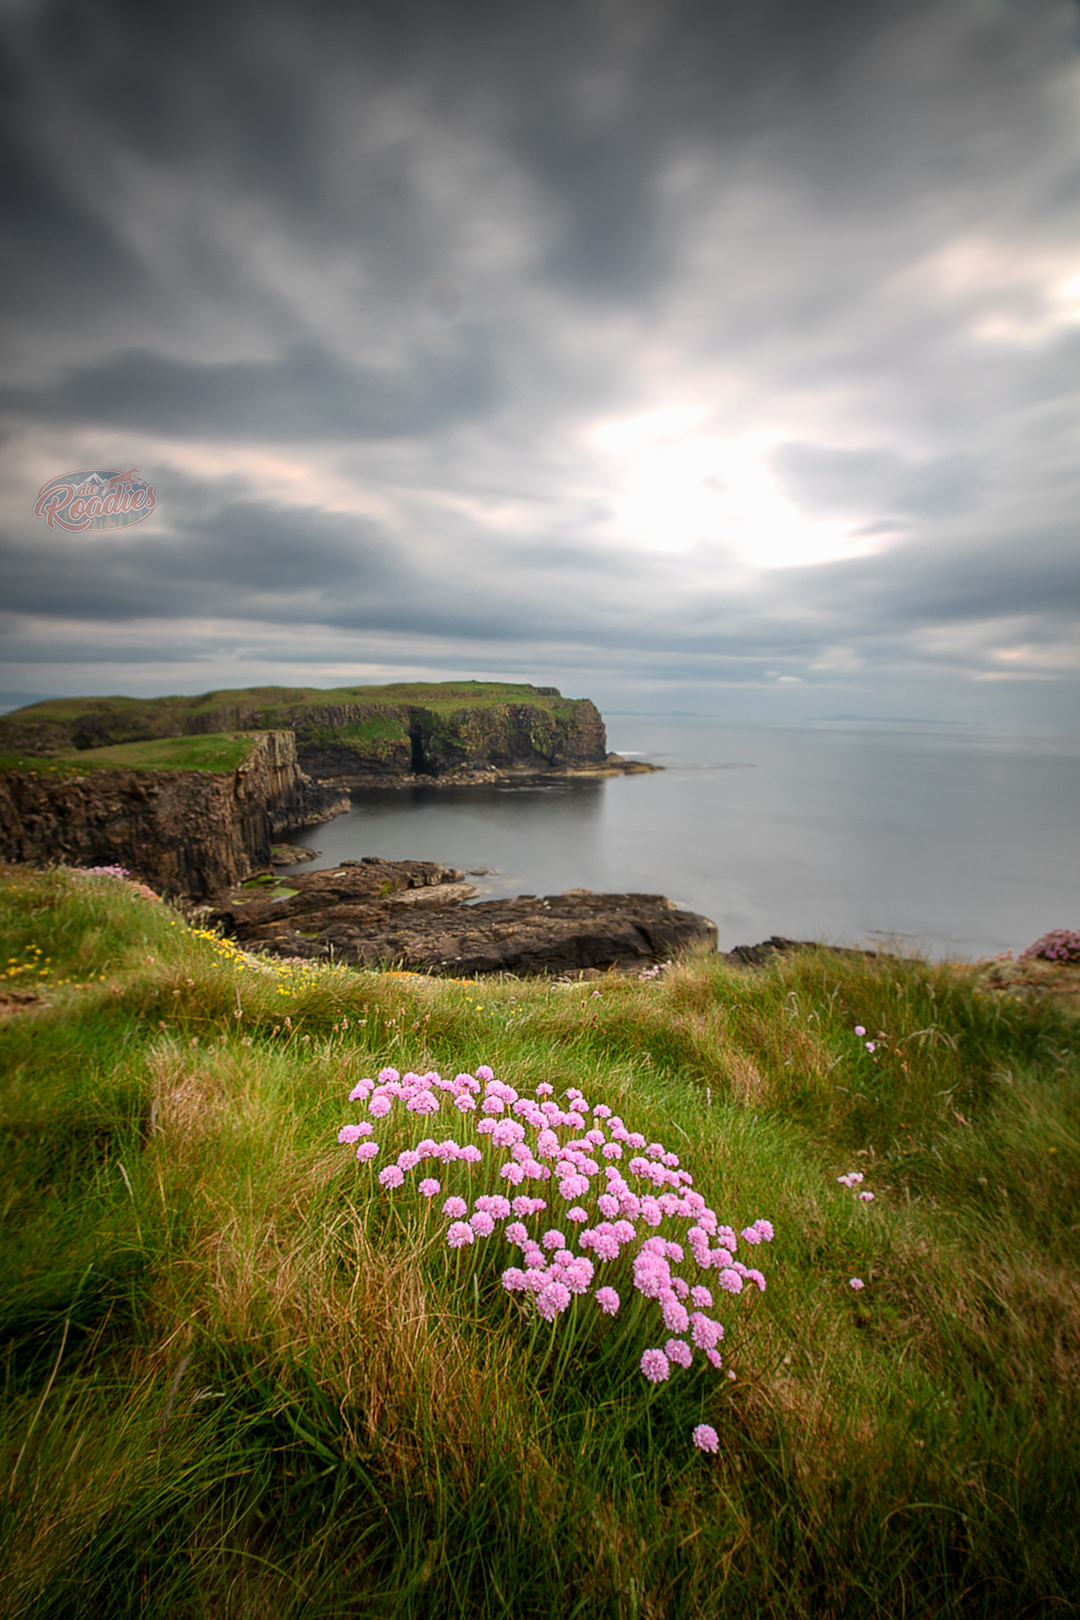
<box><xmin>0</xmin><ymin>731</ymin><xmax>347</xmax><ymax>897</ymax></box>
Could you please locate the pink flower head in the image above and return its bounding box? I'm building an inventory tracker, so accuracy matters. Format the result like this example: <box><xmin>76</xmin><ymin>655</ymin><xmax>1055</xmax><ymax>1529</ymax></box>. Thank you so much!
<box><xmin>692</xmin><ymin>1424</ymin><xmax>719</xmax><ymax>1453</ymax></box>
<box><xmin>690</xmin><ymin>1313</ymin><xmax>724</xmax><ymax>1351</ymax></box>
<box><xmin>706</xmin><ymin>1348</ymin><xmax>723</xmax><ymax>1369</ymax></box>
<box><xmin>666</xmin><ymin>1338</ymin><xmax>693</xmax><ymax>1369</ymax></box>
<box><xmin>865</xmin><ymin>1042</ymin><xmax>876</xmax><ymax>1053</ymax></box>
<box><xmin>542</xmin><ymin>1228</ymin><xmax>567</xmax><ymax>1251</ymax></box>
<box><xmin>661</xmin><ymin>1297</ymin><xmax>690</xmax><ymax>1335</ymax></box>
<box><xmin>378</xmin><ymin>1165</ymin><xmax>405</xmax><ymax>1190</ymax></box>
<box><xmin>355</xmin><ymin>1140</ymin><xmax>379</xmax><ymax>1162</ymax></box>
<box><xmin>601</xmin><ymin>1142</ymin><xmax>623</xmax><ymax>1160</ymax></box>
<box><xmin>454</xmin><ymin>1093</ymin><xmax>477</xmax><ymax>1112</ymax></box>
<box><xmin>691</xmin><ymin>1286</ymin><xmax>713</xmax><ymax>1309</ymax></box>
<box><xmin>397</xmin><ymin>1149</ymin><xmax>421</xmax><ymax>1171</ymax></box>
<box><xmin>563</xmin><ymin>1257</ymin><xmax>595</xmax><ymax>1294</ymax></box>
<box><xmin>505</xmin><ymin>1221</ymin><xmax>528</xmax><ymax>1245</ymax></box>
<box><xmin>459</xmin><ymin>1145</ymin><xmax>483</xmax><ymax>1164</ymax></box>
<box><xmin>418</xmin><ymin>1178</ymin><xmax>440</xmax><ymax>1197</ymax></box>
<box><xmin>470</xmin><ymin>1210</ymin><xmax>496</xmax><ymax>1237</ymax></box>
<box><xmin>536</xmin><ymin>1281</ymin><xmax>572</xmax><ymax>1320</ymax></box>
<box><xmin>535</xmin><ymin>1082</ymin><xmax>554</xmax><ymax>1096</ymax></box>
<box><xmin>378</xmin><ymin>1068</ymin><xmax>400</xmax><ymax>1083</ymax></box>
<box><xmin>476</xmin><ymin>1065</ymin><xmax>494</xmax><ymax>1081</ymax></box>
<box><xmin>740</xmin><ymin>1226</ymin><xmax>762</xmax><ymax>1246</ymax></box>
<box><xmin>442</xmin><ymin>1196</ymin><xmax>468</xmax><ymax>1219</ymax></box>
<box><xmin>854</xmin><ymin>1026</ymin><xmax>866</xmax><ymax>1037</ymax></box>
<box><xmin>337</xmin><ymin>1124</ymin><xmax>365</xmax><ymax>1144</ymax></box>
<box><xmin>500</xmin><ymin>1161</ymin><xmax>526</xmax><ymax>1185</ymax></box>
<box><xmin>859</xmin><ymin>1191</ymin><xmax>875</xmax><ymax>1202</ymax></box>
<box><xmin>501</xmin><ymin>1267</ymin><xmax>527</xmax><ymax>1292</ymax></box>
<box><xmin>446</xmin><ymin>1222</ymin><xmax>474</xmax><ymax>1249</ymax></box>
<box><xmin>640</xmin><ymin>1349</ymin><xmax>671</xmax><ymax>1384</ymax></box>
<box><xmin>566</xmin><ymin>1205</ymin><xmax>589</xmax><ymax>1223</ymax></box>
<box><xmin>348</xmin><ymin>1080</ymin><xmax>374</xmax><ymax>1102</ymax></box>
<box><xmin>753</xmin><ymin>1219</ymin><xmax>774</xmax><ymax>1242</ymax></box>
<box><xmin>718</xmin><ymin>1269</ymin><xmax>744</xmax><ymax>1295</ymax></box>
<box><xmin>595</xmin><ymin>1287</ymin><xmax>620</xmax><ymax>1315</ymax></box>
<box><xmin>849</xmin><ymin>1277</ymin><xmax>865</xmax><ymax>1290</ymax></box>
<box><xmin>368</xmin><ymin>1094</ymin><xmax>393</xmax><ymax>1118</ymax></box>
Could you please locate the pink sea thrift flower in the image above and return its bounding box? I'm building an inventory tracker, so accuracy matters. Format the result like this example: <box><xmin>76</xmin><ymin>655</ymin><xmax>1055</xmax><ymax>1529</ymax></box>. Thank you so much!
<box><xmin>355</xmin><ymin>1141</ymin><xmax>379</xmax><ymax>1162</ymax></box>
<box><xmin>859</xmin><ymin>1191</ymin><xmax>875</xmax><ymax>1202</ymax></box>
<box><xmin>470</xmin><ymin>1211</ymin><xmax>496</xmax><ymax>1237</ymax></box>
<box><xmin>476</xmin><ymin>1065</ymin><xmax>494</xmax><ymax>1080</ymax></box>
<box><xmin>849</xmin><ymin>1277</ymin><xmax>865</xmax><ymax>1290</ymax></box>
<box><xmin>666</xmin><ymin>1339</ymin><xmax>693</xmax><ymax>1369</ymax></box>
<box><xmin>378</xmin><ymin>1165</ymin><xmax>405</xmax><ymax>1189</ymax></box>
<box><xmin>854</xmin><ymin>1026</ymin><xmax>866</xmax><ymax>1037</ymax></box>
<box><xmin>706</xmin><ymin>1348</ymin><xmax>723</xmax><ymax>1369</ymax></box>
<box><xmin>691</xmin><ymin>1286</ymin><xmax>713</xmax><ymax>1309</ymax></box>
<box><xmin>566</xmin><ymin>1206</ymin><xmax>589</xmax><ymax>1223</ymax></box>
<box><xmin>446</xmin><ymin>1222</ymin><xmax>474</xmax><ymax>1249</ymax></box>
<box><xmin>337</xmin><ymin>1125</ymin><xmax>365</xmax><ymax>1144</ymax></box>
<box><xmin>418</xmin><ymin>1178</ymin><xmax>440</xmax><ymax>1197</ymax></box>
<box><xmin>692</xmin><ymin>1424</ymin><xmax>719</xmax><ymax>1453</ymax></box>
<box><xmin>501</xmin><ymin>1268</ymin><xmax>527</xmax><ymax>1292</ymax></box>
<box><xmin>640</xmin><ymin>1349</ymin><xmax>671</xmax><ymax>1384</ymax></box>
<box><xmin>443</xmin><ymin>1196</ymin><xmax>468</xmax><ymax>1219</ymax></box>
<box><xmin>536</xmin><ymin>1281</ymin><xmax>572</xmax><ymax>1320</ymax></box>
<box><xmin>595</xmin><ymin>1287</ymin><xmax>620</xmax><ymax>1315</ymax></box>
<box><xmin>542</xmin><ymin>1229</ymin><xmax>567</xmax><ymax>1251</ymax></box>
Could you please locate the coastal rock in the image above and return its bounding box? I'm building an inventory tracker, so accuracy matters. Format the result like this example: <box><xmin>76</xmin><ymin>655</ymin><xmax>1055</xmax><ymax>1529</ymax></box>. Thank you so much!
<box><xmin>202</xmin><ymin>862</ymin><xmax>717</xmax><ymax>976</ymax></box>
<box><xmin>0</xmin><ymin>732</ymin><xmax>348</xmax><ymax>897</ymax></box>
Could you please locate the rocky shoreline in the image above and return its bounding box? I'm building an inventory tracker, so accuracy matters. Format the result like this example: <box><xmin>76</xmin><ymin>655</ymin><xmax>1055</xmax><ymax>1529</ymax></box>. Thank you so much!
<box><xmin>201</xmin><ymin>857</ymin><xmax>716</xmax><ymax>977</ymax></box>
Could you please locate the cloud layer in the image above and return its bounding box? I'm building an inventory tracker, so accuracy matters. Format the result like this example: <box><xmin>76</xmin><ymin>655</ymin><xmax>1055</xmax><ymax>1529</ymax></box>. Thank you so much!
<box><xmin>2</xmin><ymin>0</ymin><xmax>1079</xmax><ymax>724</ymax></box>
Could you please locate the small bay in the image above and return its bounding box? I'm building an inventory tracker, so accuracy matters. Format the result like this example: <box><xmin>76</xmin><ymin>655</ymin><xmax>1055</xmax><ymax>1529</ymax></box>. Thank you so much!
<box><xmin>279</xmin><ymin>718</ymin><xmax>1080</xmax><ymax>962</ymax></box>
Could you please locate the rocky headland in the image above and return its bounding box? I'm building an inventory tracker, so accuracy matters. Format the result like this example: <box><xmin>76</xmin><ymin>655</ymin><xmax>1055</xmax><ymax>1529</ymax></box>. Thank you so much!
<box><xmin>0</xmin><ymin>681</ymin><xmax>695</xmax><ymax>972</ymax></box>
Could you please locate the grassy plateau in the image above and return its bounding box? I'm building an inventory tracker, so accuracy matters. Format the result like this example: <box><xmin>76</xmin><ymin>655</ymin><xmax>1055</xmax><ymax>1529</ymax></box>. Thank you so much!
<box><xmin>1</xmin><ymin>865</ymin><xmax>1077</xmax><ymax>1618</ymax></box>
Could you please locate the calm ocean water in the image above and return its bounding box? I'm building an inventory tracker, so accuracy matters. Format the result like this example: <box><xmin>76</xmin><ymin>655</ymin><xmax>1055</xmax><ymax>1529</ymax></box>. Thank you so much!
<box><xmin>279</xmin><ymin>719</ymin><xmax>1080</xmax><ymax>962</ymax></box>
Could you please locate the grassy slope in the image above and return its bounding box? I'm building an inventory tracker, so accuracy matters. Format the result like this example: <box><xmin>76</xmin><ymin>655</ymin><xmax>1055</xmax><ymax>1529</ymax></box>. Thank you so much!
<box><xmin>0</xmin><ymin>733</ymin><xmax>260</xmax><ymax>777</ymax></box>
<box><xmin>1</xmin><ymin>867</ymin><xmax>1078</xmax><ymax>1618</ymax></box>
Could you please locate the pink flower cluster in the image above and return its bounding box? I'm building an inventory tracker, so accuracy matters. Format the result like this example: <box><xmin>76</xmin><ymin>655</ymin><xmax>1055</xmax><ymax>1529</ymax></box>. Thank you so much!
<box><xmin>837</xmin><ymin>1170</ymin><xmax>875</xmax><ymax>1202</ymax></box>
<box><xmin>338</xmin><ymin>1063</ymin><xmax>774</xmax><ymax>1396</ymax></box>
<box><xmin>1021</xmin><ymin>929</ymin><xmax>1080</xmax><ymax>964</ymax></box>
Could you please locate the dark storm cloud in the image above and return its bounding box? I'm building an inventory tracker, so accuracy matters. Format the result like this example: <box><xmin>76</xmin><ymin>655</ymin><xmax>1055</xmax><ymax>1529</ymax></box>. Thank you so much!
<box><xmin>1</xmin><ymin>340</ymin><xmax>496</xmax><ymax>440</ymax></box>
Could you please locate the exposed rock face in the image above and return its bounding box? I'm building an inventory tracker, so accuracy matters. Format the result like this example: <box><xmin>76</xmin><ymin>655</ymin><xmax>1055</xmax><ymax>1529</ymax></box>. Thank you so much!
<box><xmin>0</xmin><ymin>732</ymin><xmax>348</xmax><ymax>897</ymax></box>
<box><xmin>203</xmin><ymin>859</ymin><xmax>718</xmax><ymax>976</ymax></box>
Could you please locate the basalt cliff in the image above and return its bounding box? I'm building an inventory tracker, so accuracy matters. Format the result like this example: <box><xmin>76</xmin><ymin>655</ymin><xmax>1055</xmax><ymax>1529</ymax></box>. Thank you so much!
<box><xmin>0</xmin><ymin>731</ymin><xmax>348</xmax><ymax>898</ymax></box>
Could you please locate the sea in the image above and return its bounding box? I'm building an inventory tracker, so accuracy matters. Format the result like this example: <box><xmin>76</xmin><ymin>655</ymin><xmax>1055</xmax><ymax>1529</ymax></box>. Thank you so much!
<box><xmin>277</xmin><ymin>718</ymin><xmax>1080</xmax><ymax>963</ymax></box>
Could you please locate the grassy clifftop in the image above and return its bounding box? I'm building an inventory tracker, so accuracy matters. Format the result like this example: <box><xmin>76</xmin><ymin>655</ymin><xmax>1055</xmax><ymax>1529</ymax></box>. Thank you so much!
<box><xmin>0</xmin><ymin>681</ymin><xmax>589</xmax><ymax>753</ymax></box>
<box><xmin>1</xmin><ymin>865</ymin><xmax>1078</xmax><ymax>1617</ymax></box>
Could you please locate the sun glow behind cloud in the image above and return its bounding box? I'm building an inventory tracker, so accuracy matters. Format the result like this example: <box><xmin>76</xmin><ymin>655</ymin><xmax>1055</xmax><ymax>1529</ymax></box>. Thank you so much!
<box><xmin>587</xmin><ymin>410</ymin><xmax>887</xmax><ymax>568</ymax></box>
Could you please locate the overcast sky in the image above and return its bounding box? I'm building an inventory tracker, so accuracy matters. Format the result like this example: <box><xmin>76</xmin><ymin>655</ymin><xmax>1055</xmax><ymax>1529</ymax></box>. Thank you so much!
<box><xmin>2</xmin><ymin>0</ymin><xmax>1079</xmax><ymax>725</ymax></box>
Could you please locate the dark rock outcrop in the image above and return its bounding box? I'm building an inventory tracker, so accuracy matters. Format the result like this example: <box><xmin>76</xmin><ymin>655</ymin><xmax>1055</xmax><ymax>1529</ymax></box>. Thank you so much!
<box><xmin>0</xmin><ymin>732</ymin><xmax>348</xmax><ymax>897</ymax></box>
<box><xmin>203</xmin><ymin>860</ymin><xmax>717</xmax><ymax>976</ymax></box>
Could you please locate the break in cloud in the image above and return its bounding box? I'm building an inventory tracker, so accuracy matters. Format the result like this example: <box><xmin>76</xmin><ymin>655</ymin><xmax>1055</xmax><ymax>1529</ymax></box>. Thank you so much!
<box><xmin>1</xmin><ymin>0</ymin><xmax>1079</xmax><ymax>724</ymax></box>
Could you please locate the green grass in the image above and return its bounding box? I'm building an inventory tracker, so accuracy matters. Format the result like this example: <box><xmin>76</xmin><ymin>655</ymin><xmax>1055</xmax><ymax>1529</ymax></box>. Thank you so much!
<box><xmin>1</xmin><ymin>866</ymin><xmax>1078</xmax><ymax>1616</ymax></box>
<box><xmin>0</xmin><ymin>733</ymin><xmax>261</xmax><ymax>776</ymax></box>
